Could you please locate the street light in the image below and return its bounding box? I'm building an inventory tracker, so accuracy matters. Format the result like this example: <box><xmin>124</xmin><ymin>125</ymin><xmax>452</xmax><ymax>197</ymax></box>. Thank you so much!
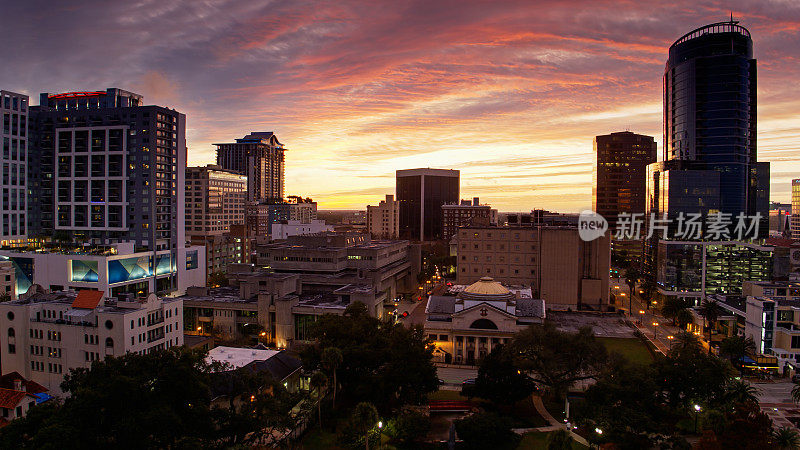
<box><xmin>693</xmin><ymin>404</ymin><xmax>702</xmax><ymax>433</ymax></box>
<box><xmin>638</xmin><ymin>310</ymin><xmax>645</xmax><ymax>325</ymax></box>
<box><xmin>653</xmin><ymin>322</ymin><xmax>660</xmax><ymax>340</ymax></box>
<box><xmin>377</xmin><ymin>421</ymin><xmax>383</xmax><ymax>449</ymax></box>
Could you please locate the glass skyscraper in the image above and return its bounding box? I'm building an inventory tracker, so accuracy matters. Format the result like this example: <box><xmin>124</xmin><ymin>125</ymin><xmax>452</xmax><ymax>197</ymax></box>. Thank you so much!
<box><xmin>662</xmin><ymin>20</ymin><xmax>767</xmax><ymax>220</ymax></box>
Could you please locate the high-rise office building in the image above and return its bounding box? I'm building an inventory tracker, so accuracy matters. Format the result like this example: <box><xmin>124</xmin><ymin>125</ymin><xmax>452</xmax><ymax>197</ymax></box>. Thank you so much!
<box><xmin>659</xmin><ymin>20</ymin><xmax>768</xmax><ymax>221</ymax></box>
<box><xmin>1</xmin><ymin>91</ymin><xmax>29</xmax><ymax>246</ymax></box>
<box><xmin>396</xmin><ymin>168</ymin><xmax>459</xmax><ymax>241</ymax></box>
<box><xmin>645</xmin><ymin>21</ymin><xmax>769</xmax><ymax>276</ymax></box>
<box><xmin>792</xmin><ymin>179</ymin><xmax>800</xmax><ymax>240</ymax></box>
<box><xmin>593</xmin><ymin>132</ymin><xmax>657</xmax><ymax>263</ymax></box>
<box><xmin>214</xmin><ymin>132</ymin><xmax>285</xmax><ymax>202</ymax></box>
<box><xmin>28</xmin><ymin>88</ymin><xmax>186</xmax><ymax>252</ymax></box>
<box><xmin>185</xmin><ymin>165</ymin><xmax>247</xmax><ymax>239</ymax></box>
<box><xmin>367</xmin><ymin>194</ymin><xmax>399</xmax><ymax>239</ymax></box>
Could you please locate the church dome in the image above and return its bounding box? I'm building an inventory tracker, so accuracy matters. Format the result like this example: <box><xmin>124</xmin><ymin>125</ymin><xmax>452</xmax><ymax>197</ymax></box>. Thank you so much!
<box><xmin>460</xmin><ymin>277</ymin><xmax>514</xmax><ymax>301</ymax></box>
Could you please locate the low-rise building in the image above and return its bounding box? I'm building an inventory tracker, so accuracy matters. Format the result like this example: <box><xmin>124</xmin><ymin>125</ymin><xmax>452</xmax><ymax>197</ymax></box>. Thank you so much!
<box><xmin>206</xmin><ymin>346</ymin><xmax>303</xmax><ymax>393</ymax></box>
<box><xmin>424</xmin><ymin>277</ymin><xmax>544</xmax><ymax>365</ymax></box>
<box><xmin>0</xmin><ymin>242</ymin><xmax>206</xmax><ymax>299</ymax></box>
<box><xmin>0</xmin><ymin>288</ymin><xmax>183</xmax><ymax>394</ymax></box>
<box><xmin>182</xmin><ymin>233</ymin><xmax>417</xmax><ymax>348</ymax></box>
<box><xmin>455</xmin><ymin>226</ymin><xmax>610</xmax><ymax>310</ymax></box>
<box><xmin>0</xmin><ymin>372</ymin><xmax>49</xmax><ymax>426</ymax></box>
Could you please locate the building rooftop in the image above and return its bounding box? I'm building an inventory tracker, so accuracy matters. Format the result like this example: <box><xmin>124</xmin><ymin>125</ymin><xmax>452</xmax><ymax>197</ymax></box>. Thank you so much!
<box><xmin>462</xmin><ymin>277</ymin><xmax>511</xmax><ymax>297</ymax></box>
<box><xmin>206</xmin><ymin>346</ymin><xmax>280</xmax><ymax>370</ymax></box>
<box><xmin>180</xmin><ymin>286</ymin><xmax>256</xmax><ymax>304</ymax></box>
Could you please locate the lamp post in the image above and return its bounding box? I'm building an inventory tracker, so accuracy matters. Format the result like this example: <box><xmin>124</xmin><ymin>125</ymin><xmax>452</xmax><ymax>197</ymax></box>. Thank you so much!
<box><xmin>693</xmin><ymin>404</ymin><xmax>702</xmax><ymax>433</ymax></box>
<box><xmin>377</xmin><ymin>421</ymin><xmax>383</xmax><ymax>449</ymax></box>
<box><xmin>638</xmin><ymin>310</ymin><xmax>645</xmax><ymax>326</ymax></box>
<box><xmin>652</xmin><ymin>322</ymin><xmax>660</xmax><ymax>340</ymax></box>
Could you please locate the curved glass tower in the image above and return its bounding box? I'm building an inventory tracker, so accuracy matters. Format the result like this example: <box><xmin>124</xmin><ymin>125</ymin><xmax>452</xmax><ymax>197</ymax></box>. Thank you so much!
<box><xmin>663</xmin><ymin>21</ymin><xmax>758</xmax><ymax>216</ymax></box>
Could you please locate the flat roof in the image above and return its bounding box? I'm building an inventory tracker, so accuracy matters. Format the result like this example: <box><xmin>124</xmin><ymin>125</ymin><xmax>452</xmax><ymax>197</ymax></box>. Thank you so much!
<box><xmin>206</xmin><ymin>346</ymin><xmax>280</xmax><ymax>370</ymax></box>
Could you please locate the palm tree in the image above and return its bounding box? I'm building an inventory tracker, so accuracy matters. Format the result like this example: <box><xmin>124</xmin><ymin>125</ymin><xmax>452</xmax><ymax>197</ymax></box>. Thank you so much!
<box><xmin>321</xmin><ymin>347</ymin><xmax>343</xmax><ymax>409</ymax></box>
<box><xmin>698</xmin><ymin>299</ymin><xmax>721</xmax><ymax>335</ymax></box>
<box><xmin>672</xmin><ymin>331</ymin><xmax>701</xmax><ymax>352</ymax></box>
<box><xmin>624</xmin><ymin>267</ymin><xmax>640</xmax><ymax>315</ymax></box>
<box><xmin>719</xmin><ymin>335</ymin><xmax>756</xmax><ymax>375</ymax></box>
<box><xmin>310</xmin><ymin>371</ymin><xmax>328</xmax><ymax>428</ymax></box>
<box><xmin>722</xmin><ymin>379</ymin><xmax>760</xmax><ymax>407</ymax></box>
<box><xmin>351</xmin><ymin>402</ymin><xmax>379</xmax><ymax>450</ymax></box>
<box><xmin>662</xmin><ymin>297</ymin><xmax>688</xmax><ymax>326</ymax></box>
<box><xmin>676</xmin><ymin>308</ymin><xmax>694</xmax><ymax>329</ymax></box>
<box><xmin>792</xmin><ymin>384</ymin><xmax>800</xmax><ymax>404</ymax></box>
<box><xmin>773</xmin><ymin>426</ymin><xmax>800</xmax><ymax>450</ymax></box>
<box><xmin>641</xmin><ymin>278</ymin><xmax>657</xmax><ymax>309</ymax></box>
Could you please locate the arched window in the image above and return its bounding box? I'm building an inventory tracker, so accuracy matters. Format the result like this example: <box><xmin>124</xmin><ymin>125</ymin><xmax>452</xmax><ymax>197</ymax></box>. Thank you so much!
<box><xmin>105</xmin><ymin>337</ymin><xmax>114</xmax><ymax>348</ymax></box>
<box><xmin>7</xmin><ymin>328</ymin><xmax>15</xmax><ymax>337</ymax></box>
<box><xmin>469</xmin><ymin>319</ymin><xmax>498</xmax><ymax>330</ymax></box>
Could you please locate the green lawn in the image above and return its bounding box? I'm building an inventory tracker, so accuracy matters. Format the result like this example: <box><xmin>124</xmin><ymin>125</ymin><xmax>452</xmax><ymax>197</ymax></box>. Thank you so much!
<box><xmin>598</xmin><ymin>337</ymin><xmax>654</xmax><ymax>365</ymax></box>
<box><xmin>518</xmin><ymin>431</ymin><xmax>589</xmax><ymax>450</ymax></box>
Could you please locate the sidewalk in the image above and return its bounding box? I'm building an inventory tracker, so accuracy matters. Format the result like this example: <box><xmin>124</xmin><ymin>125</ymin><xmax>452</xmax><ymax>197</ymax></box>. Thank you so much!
<box><xmin>515</xmin><ymin>395</ymin><xmax>590</xmax><ymax>447</ymax></box>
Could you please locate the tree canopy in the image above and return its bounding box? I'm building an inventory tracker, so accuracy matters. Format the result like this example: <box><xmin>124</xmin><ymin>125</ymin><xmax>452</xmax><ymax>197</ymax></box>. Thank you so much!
<box><xmin>0</xmin><ymin>348</ymin><xmax>305</xmax><ymax>449</ymax></box>
<box><xmin>509</xmin><ymin>321</ymin><xmax>607</xmax><ymax>397</ymax></box>
<box><xmin>301</xmin><ymin>301</ymin><xmax>439</xmax><ymax>413</ymax></box>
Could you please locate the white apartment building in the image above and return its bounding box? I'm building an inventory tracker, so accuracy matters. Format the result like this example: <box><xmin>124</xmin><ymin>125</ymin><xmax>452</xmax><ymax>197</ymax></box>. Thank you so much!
<box><xmin>367</xmin><ymin>194</ymin><xmax>399</xmax><ymax>239</ymax></box>
<box><xmin>271</xmin><ymin>219</ymin><xmax>332</xmax><ymax>240</ymax></box>
<box><xmin>0</xmin><ymin>289</ymin><xmax>184</xmax><ymax>395</ymax></box>
<box><xmin>0</xmin><ymin>91</ymin><xmax>28</xmax><ymax>246</ymax></box>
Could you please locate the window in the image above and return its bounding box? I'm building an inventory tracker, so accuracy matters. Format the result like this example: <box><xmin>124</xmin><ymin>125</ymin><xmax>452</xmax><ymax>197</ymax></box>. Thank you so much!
<box><xmin>7</xmin><ymin>344</ymin><xmax>15</xmax><ymax>354</ymax></box>
<box><xmin>106</xmin><ymin>337</ymin><xmax>114</xmax><ymax>348</ymax></box>
<box><xmin>7</xmin><ymin>328</ymin><xmax>14</xmax><ymax>337</ymax></box>
<box><xmin>792</xmin><ymin>336</ymin><xmax>800</xmax><ymax>349</ymax></box>
<box><xmin>105</xmin><ymin>320</ymin><xmax>114</xmax><ymax>330</ymax></box>
<box><xmin>6</xmin><ymin>312</ymin><xmax>13</xmax><ymax>321</ymax></box>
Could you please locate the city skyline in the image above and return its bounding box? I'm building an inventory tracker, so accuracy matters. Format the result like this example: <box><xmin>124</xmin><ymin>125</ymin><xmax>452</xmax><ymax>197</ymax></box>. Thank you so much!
<box><xmin>2</xmin><ymin>1</ymin><xmax>800</xmax><ymax>211</ymax></box>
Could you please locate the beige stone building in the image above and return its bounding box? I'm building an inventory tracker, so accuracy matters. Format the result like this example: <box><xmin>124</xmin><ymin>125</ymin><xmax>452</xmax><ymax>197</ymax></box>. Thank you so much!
<box><xmin>455</xmin><ymin>226</ymin><xmax>610</xmax><ymax>311</ymax></box>
<box><xmin>424</xmin><ymin>277</ymin><xmax>544</xmax><ymax>365</ymax></box>
<box><xmin>0</xmin><ymin>260</ymin><xmax>15</xmax><ymax>300</ymax></box>
<box><xmin>182</xmin><ymin>233</ymin><xmax>418</xmax><ymax>348</ymax></box>
<box><xmin>185</xmin><ymin>165</ymin><xmax>247</xmax><ymax>239</ymax></box>
<box><xmin>0</xmin><ymin>288</ymin><xmax>183</xmax><ymax>395</ymax></box>
<box><xmin>367</xmin><ymin>194</ymin><xmax>399</xmax><ymax>239</ymax></box>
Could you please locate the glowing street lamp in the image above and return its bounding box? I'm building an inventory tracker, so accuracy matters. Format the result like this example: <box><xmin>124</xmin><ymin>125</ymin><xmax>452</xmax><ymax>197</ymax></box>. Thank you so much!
<box><xmin>652</xmin><ymin>321</ymin><xmax>660</xmax><ymax>340</ymax></box>
<box><xmin>693</xmin><ymin>404</ymin><xmax>702</xmax><ymax>433</ymax></box>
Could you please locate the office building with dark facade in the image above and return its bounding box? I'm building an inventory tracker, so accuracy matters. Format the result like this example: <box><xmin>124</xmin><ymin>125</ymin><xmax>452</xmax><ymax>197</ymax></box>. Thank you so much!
<box><xmin>215</xmin><ymin>132</ymin><xmax>285</xmax><ymax>202</ymax></box>
<box><xmin>645</xmin><ymin>21</ymin><xmax>770</xmax><ymax>278</ymax></box>
<box><xmin>26</xmin><ymin>88</ymin><xmax>189</xmax><ymax>293</ymax></box>
<box><xmin>593</xmin><ymin>131</ymin><xmax>657</xmax><ymax>263</ymax></box>
<box><xmin>397</xmin><ymin>168</ymin><xmax>459</xmax><ymax>241</ymax></box>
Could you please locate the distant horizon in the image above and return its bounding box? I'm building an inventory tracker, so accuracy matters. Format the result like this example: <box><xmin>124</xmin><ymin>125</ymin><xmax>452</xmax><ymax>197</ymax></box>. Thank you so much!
<box><xmin>3</xmin><ymin>2</ymin><xmax>799</xmax><ymax>211</ymax></box>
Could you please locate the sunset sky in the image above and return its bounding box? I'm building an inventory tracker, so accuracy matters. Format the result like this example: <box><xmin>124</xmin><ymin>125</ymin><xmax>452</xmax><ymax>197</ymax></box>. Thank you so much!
<box><xmin>2</xmin><ymin>0</ymin><xmax>799</xmax><ymax>211</ymax></box>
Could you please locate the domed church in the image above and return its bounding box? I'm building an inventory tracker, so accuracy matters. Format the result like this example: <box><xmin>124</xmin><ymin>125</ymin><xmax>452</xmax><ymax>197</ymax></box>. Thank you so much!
<box><xmin>424</xmin><ymin>277</ymin><xmax>544</xmax><ymax>365</ymax></box>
